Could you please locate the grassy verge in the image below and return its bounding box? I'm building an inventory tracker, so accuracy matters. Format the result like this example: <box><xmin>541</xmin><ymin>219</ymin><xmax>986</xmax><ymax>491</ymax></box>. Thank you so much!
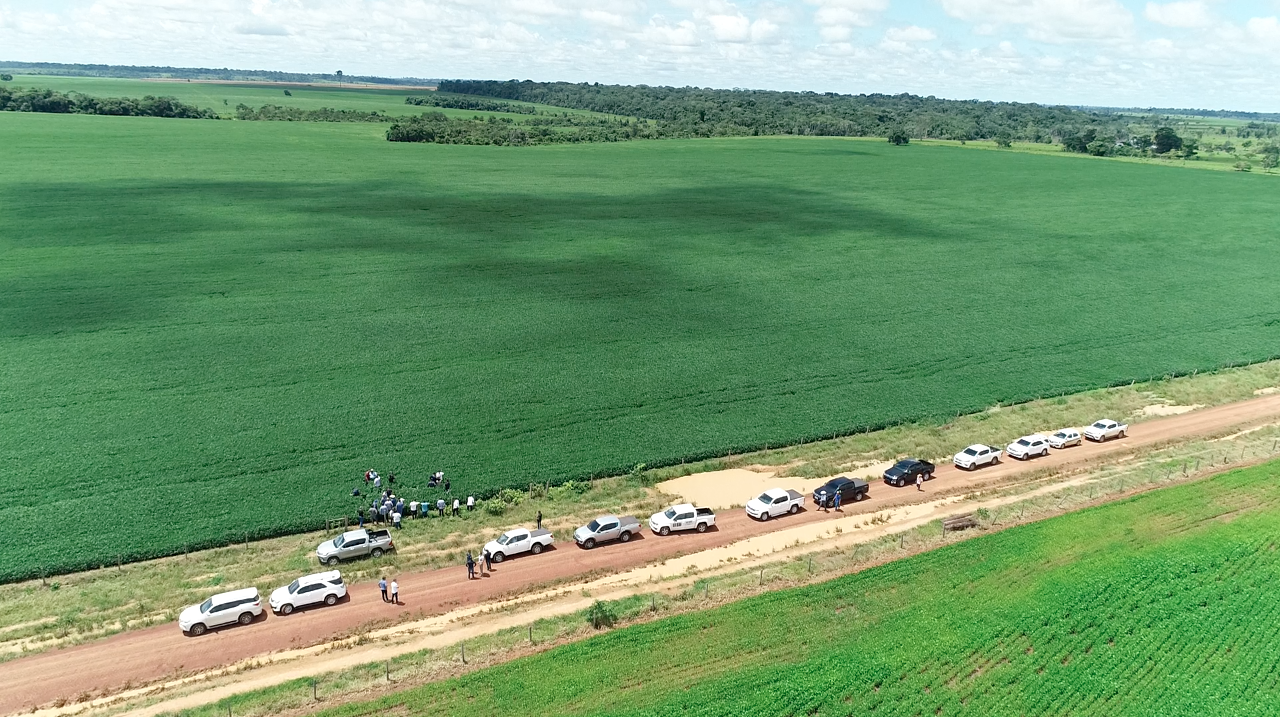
<box><xmin>5</xmin><ymin>359</ymin><xmax>1279</xmax><ymax>656</ymax></box>
<box><xmin>140</xmin><ymin>430</ymin><xmax>1280</xmax><ymax>717</ymax></box>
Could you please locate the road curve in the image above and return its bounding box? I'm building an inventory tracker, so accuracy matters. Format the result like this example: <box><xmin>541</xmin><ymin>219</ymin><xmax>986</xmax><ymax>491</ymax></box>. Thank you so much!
<box><xmin>3</xmin><ymin>392</ymin><xmax>1279</xmax><ymax>715</ymax></box>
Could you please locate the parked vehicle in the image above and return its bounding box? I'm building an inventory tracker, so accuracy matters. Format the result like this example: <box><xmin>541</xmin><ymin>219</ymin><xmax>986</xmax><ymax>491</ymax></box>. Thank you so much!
<box><xmin>649</xmin><ymin>504</ymin><xmax>717</xmax><ymax>535</ymax></box>
<box><xmin>316</xmin><ymin>529</ymin><xmax>395</xmax><ymax>566</ymax></box>
<box><xmin>1006</xmin><ymin>434</ymin><xmax>1051</xmax><ymax>460</ymax></box>
<box><xmin>179</xmin><ymin>587</ymin><xmax>262</xmax><ymax>636</ymax></box>
<box><xmin>574</xmin><ymin>515</ymin><xmax>640</xmax><ymax>549</ymax></box>
<box><xmin>484</xmin><ymin>527</ymin><xmax>555</xmax><ymax>563</ymax></box>
<box><xmin>1048</xmin><ymin>428</ymin><xmax>1082</xmax><ymax>449</ymax></box>
<box><xmin>269</xmin><ymin>570</ymin><xmax>347</xmax><ymax>615</ymax></box>
<box><xmin>1084</xmin><ymin>419</ymin><xmax>1128</xmax><ymax>442</ymax></box>
<box><xmin>883</xmin><ymin>458</ymin><xmax>935</xmax><ymax>487</ymax></box>
<box><xmin>745</xmin><ymin>488</ymin><xmax>805</xmax><ymax>521</ymax></box>
<box><xmin>812</xmin><ymin>476</ymin><xmax>868</xmax><ymax>508</ymax></box>
<box><xmin>953</xmin><ymin>444</ymin><xmax>1002</xmax><ymax>470</ymax></box>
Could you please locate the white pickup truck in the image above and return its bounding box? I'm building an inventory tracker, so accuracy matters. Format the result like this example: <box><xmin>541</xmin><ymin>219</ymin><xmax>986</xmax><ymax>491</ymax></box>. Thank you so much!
<box><xmin>745</xmin><ymin>488</ymin><xmax>805</xmax><ymax>521</ymax></box>
<box><xmin>484</xmin><ymin>527</ymin><xmax>554</xmax><ymax>563</ymax></box>
<box><xmin>953</xmin><ymin>444</ymin><xmax>1002</xmax><ymax>470</ymax></box>
<box><xmin>316</xmin><ymin>529</ymin><xmax>395</xmax><ymax>566</ymax></box>
<box><xmin>1083</xmin><ymin>419</ymin><xmax>1128</xmax><ymax>442</ymax></box>
<box><xmin>649</xmin><ymin>504</ymin><xmax>716</xmax><ymax>535</ymax></box>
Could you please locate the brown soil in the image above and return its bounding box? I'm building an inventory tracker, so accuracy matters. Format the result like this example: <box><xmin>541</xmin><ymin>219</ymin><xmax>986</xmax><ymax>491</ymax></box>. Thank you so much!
<box><xmin>4</xmin><ymin>391</ymin><xmax>1280</xmax><ymax>715</ymax></box>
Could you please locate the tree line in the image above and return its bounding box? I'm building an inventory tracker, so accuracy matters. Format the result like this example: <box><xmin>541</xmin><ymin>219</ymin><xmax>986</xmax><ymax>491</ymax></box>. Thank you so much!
<box><xmin>404</xmin><ymin>95</ymin><xmax>536</xmax><ymax>114</ymax></box>
<box><xmin>436</xmin><ymin>79</ymin><xmax>1135</xmax><ymax>143</ymax></box>
<box><xmin>386</xmin><ymin>112</ymin><xmax>661</xmax><ymax>145</ymax></box>
<box><xmin>234</xmin><ymin>103</ymin><xmax>392</xmax><ymax>122</ymax></box>
<box><xmin>0</xmin><ymin>86</ymin><xmax>215</xmax><ymax>118</ymax></box>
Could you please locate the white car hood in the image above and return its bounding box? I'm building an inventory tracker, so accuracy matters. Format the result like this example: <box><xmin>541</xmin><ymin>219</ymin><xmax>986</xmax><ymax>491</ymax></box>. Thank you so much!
<box><xmin>483</xmin><ymin>539</ymin><xmax>503</xmax><ymax>554</ymax></box>
<box><xmin>316</xmin><ymin>540</ymin><xmax>337</xmax><ymax>556</ymax></box>
<box><xmin>649</xmin><ymin>512</ymin><xmax>672</xmax><ymax>526</ymax></box>
<box><xmin>269</xmin><ymin>586</ymin><xmax>291</xmax><ymax>605</ymax></box>
<box><xmin>179</xmin><ymin>604</ymin><xmax>202</xmax><ymax>628</ymax></box>
<box><xmin>573</xmin><ymin>527</ymin><xmax>591</xmax><ymax>541</ymax></box>
<box><xmin>746</xmin><ymin>498</ymin><xmax>767</xmax><ymax>512</ymax></box>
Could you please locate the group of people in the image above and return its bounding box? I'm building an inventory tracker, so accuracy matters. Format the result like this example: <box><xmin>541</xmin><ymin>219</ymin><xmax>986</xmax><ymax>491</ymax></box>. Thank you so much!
<box><xmin>351</xmin><ymin>468</ymin><xmax>477</xmax><ymax>529</ymax></box>
<box><xmin>465</xmin><ymin>549</ymin><xmax>494</xmax><ymax>579</ymax></box>
<box><xmin>378</xmin><ymin>576</ymin><xmax>400</xmax><ymax>605</ymax></box>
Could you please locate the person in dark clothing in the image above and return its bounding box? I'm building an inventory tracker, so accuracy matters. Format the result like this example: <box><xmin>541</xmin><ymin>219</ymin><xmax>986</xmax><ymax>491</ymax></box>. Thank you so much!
<box><xmin>357</xmin><ymin>507</ymin><xmax>366</xmax><ymax>528</ymax></box>
<box><xmin>379</xmin><ymin>577</ymin><xmax>388</xmax><ymax>602</ymax></box>
<box><xmin>443</xmin><ymin>478</ymin><xmax>451</xmax><ymax>492</ymax></box>
<box><xmin>466</xmin><ymin>552</ymin><xmax>476</xmax><ymax>580</ymax></box>
<box><xmin>351</xmin><ymin>487</ymin><xmax>361</xmax><ymax>498</ymax></box>
<box><xmin>833</xmin><ymin>491</ymin><xmax>842</xmax><ymax>512</ymax></box>
<box><xmin>388</xmin><ymin>472</ymin><xmax>396</xmax><ymax>486</ymax></box>
<box><xmin>536</xmin><ymin>510</ymin><xmax>543</xmax><ymax>530</ymax></box>
<box><xmin>483</xmin><ymin>548</ymin><xmax>492</xmax><ymax>574</ymax></box>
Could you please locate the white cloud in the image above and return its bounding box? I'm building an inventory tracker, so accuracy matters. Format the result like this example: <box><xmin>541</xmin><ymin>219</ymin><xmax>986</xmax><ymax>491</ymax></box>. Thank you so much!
<box><xmin>1245</xmin><ymin>15</ymin><xmax>1280</xmax><ymax>42</ymax></box>
<box><xmin>940</xmin><ymin>0</ymin><xmax>1134</xmax><ymax>43</ymax></box>
<box><xmin>885</xmin><ymin>25</ymin><xmax>937</xmax><ymax>42</ymax></box>
<box><xmin>641</xmin><ymin>16</ymin><xmax>700</xmax><ymax>46</ymax></box>
<box><xmin>234</xmin><ymin>23</ymin><xmax>288</xmax><ymax>36</ymax></box>
<box><xmin>708</xmin><ymin>13</ymin><xmax>750</xmax><ymax>41</ymax></box>
<box><xmin>809</xmin><ymin>0</ymin><xmax>887</xmax><ymax>43</ymax></box>
<box><xmin>1144</xmin><ymin>2</ymin><xmax>1213</xmax><ymax>29</ymax></box>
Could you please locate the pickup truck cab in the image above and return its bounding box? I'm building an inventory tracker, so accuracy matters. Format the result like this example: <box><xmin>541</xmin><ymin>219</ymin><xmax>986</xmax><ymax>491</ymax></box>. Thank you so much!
<box><xmin>745</xmin><ymin>488</ymin><xmax>805</xmax><ymax>521</ymax></box>
<box><xmin>179</xmin><ymin>587</ymin><xmax>262</xmax><ymax>636</ymax></box>
<box><xmin>953</xmin><ymin>444</ymin><xmax>1002</xmax><ymax>470</ymax></box>
<box><xmin>484</xmin><ymin>527</ymin><xmax>554</xmax><ymax>563</ymax></box>
<box><xmin>883</xmin><ymin>458</ymin><xmax>935</xmax><ymax>487</ymax></box>
<box><xmin>316</xmin><ymin>529</ymin><xmax>395</xmax><ymax>566</ymax></box>
<box><xmin>1006</xmin><ymin>434</ymin><xmax>1051</xmax><ymax>460</ymax></box>
<box><xmin>269</xmin><ymin>570</ymin><xmax>346</xmax><ymax>615</ymax></box>
<box><xmin>1048</xmin><ymin>428</ymin><xmax>1082</xmax><ymax>449</ymax></box>
<box><xmin>1084</xmin><ymin>419</ymin><xmax>1128</xmax><ymax>442</ymax></box>
<box><xmin>574</xmin><ymin>515</ymin><xmax>640</xmax><ymax>549</ymax></box>
<box><xmin>649</xmin><ymin>504</ymin><xmax>716</xmax><ymax>535</ymax></box>
<box><xmin>812</xmin><ymin>477</ymin><xmax>868</xmax><ymax>508</ymax></box>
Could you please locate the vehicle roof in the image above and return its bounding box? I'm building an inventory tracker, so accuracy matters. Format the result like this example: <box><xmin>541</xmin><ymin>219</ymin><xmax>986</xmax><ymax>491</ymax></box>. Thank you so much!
<box><xmin>762</xmin><ymin>487</ymin><xmax>789</xmax><ymax>496</ymax></box>
<box><xmin>1093</xmin><ymin>418</ymin><xmax>1117</xmax><ymax>424</ymax></box>
<box><xmin>668</xmin><ymin>503</ymin><xmax>695</xmax><ymax>512</ymax></box>
<box><xmin>296</xmin><ymin>570</ymin><xmax>341</xmax><ymax>584</ymax></box>
<box><xmin>963</xmin><ymin>443</ymin><xmax>994</xmax><ymax>450</ymax></box>
<box><xmin>1053</xmin><ymin>427</ymin><xmax>1079</xmax><ymax>434</ymax></box>
<box><xmin>893</xmin><ymin>458</ymin><xmax>921</xmax><ymax>466</ymax></box>
<box><xmin>340</xmin><ymin>529</ymin><xmax>368</xmax><ymax>540</ymax></box>
<box><xmin>208</xmin><ymin>587</ymin><xmax>259</xmax><ymax>602</ymax></box>
<box><xmin>1014</xmin><ymin>434</ymin><xmax>1049</xmax><ymax>441</ymax></box>
<box><xmin>593</xmin><ymin>514</ymin><xmax>619</xmax><ymax>522</ymax></box>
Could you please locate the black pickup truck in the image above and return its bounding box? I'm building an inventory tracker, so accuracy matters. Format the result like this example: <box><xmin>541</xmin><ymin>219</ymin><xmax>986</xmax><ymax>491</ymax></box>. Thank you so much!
<box><xmin>882</xmin><ymin>458</ymin><xmax>935</xmax><ymax>487</ymax></box>
<box><xmin>813</xmin><ymin>476</ymin><xmax>869</xmax><ymax>507</ymax></box>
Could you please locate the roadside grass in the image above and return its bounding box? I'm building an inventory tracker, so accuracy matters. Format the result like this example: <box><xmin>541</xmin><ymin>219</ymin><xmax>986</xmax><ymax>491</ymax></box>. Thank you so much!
<box><xmin>134</xmin><ymin>430</ymin><xmax>1280</xmax><ymax>717</ymax></box>
<box><xmin>7</xmin><ymin>114</ymin><xmax>1280</xmax><ymax>582</ymax></box>
<box><xmin>5</xmin><ymin>359</ymin><xmax>1277</xmax><ymax>657</ymax></box>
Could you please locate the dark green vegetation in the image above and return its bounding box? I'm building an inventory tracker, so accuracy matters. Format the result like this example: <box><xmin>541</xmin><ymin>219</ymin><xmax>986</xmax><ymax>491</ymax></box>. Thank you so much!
<box><xmin>442</xmin><ymin>79</ymin><xmax>1131</xmax><ymax>141</ymax></box>
<box><xmin>405</xmin><ymin>95</ymin><xmax>536</xmax><ymax>114</ymax></box>
<box><xmin>0</xmin><ymin>85</ymin><xmax>213</xmax><ymax>118</ymax></box>
<box><xmin>386</xmin><ymin>111</ymin><xmax>660</xmax><ymax>145</ymax></box>
<box><xmin>4</xmin><ymin>112</ymin><xmax>1280</xmax><ymax>582</ymax></box>
<box><xmin>294</xmin><ymin>460</ymin><xmax>1280</xmax><ymax>717</ymax></box>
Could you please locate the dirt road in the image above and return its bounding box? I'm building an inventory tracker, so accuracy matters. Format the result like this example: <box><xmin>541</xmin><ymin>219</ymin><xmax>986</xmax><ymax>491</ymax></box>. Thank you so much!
<box><xmin>4</xmin><ymin>392</ymin><xmax>1279</xmax><ymax>715</ymax></box>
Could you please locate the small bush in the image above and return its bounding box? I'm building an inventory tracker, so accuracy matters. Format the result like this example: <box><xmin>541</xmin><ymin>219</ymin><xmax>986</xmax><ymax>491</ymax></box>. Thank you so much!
<box><xmin>586</xmin><ymin>600</ymin><xmax>617</xmax><ymax>629</ymax></box>
<box><xmin>483</xmin><ymin>500</ymin><xmax>506</xmax><ymax>516</ymax></box>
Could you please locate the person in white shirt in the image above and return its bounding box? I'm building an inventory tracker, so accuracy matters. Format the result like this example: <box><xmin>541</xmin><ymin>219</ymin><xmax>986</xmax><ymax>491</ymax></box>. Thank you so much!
<box><xmin>389</xmin><ymin>580</ymin><xmax>399</xmax><ymax>605</ymax></box>
<box><xmin>452</xmin><ymin>498</ymin><xmax>460</xmax><ymax>516</ymax></box>
<box><xmin>466</xmin><ymin>495</ymin><xmax>475</xmax><ymax>511</ymax></box>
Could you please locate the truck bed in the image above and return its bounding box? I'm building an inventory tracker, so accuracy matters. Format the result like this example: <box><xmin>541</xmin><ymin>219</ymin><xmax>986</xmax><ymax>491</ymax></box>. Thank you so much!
<box><xmin>530</xmin><ymin>528</ymin><xmax>553</xmax><ymax>539</ymax></box>
<box><xmin>785</xmin><ymin>489</ymin><xmax>803</xmax><ymax>501</ymax></box>
<box><xmin>617</xmin><ymin>516</ymin><xmax>640</xmax><ymax>529</ymax></box>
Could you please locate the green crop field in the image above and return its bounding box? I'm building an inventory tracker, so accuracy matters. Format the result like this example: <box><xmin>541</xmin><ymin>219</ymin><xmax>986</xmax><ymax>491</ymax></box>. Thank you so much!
<box><xmin>3</xmin><ymin>111</ymin><xmax>1279</xmax><ymax>582</ymax></box>
<box><xmin>304</xmin><ymin>460</ymin><xmax>1280</xmax><ymax>717</ymax></box>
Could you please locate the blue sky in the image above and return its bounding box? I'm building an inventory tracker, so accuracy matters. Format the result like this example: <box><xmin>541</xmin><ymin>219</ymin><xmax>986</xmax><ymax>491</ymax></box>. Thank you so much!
<box><xmin>2</xmin><ymin>0</ymin><xmax>1278</xmax><ymax>111</ymax></box>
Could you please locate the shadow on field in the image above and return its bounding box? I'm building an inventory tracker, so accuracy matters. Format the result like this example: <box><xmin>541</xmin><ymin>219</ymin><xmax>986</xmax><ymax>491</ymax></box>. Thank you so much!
<box><xmin>1</xmin><ymin>178</ymin><xmax>945</xmax><ymax>337</ymax></box>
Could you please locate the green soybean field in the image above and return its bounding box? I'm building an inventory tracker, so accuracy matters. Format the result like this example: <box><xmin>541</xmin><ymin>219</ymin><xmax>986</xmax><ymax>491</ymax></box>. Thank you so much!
<box><xmin>309</xmin><ymin>460</ymin><xmax>1280</xmax><ymax>717</ymax></box>
<box><xmin>2</xmin><ymin>109</ymin><xmax>1279</xmax><ymax>581</ymax></box>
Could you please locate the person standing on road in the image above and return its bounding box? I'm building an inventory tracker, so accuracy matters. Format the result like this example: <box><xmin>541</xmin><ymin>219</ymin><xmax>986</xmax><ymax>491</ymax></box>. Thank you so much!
<box><xmin>483</xmin><ymin>548</ymin><xmax>492</xmax><ymax>574</ymax></box>
<box><xmin>390</xmin><ymin>579</ymin><xmax>399</xmax><ymax>605</ymax></box>
<box><xmin>466</xmin><ymin>552</ymin><xmax>476</xmax><ymax>580</ymax></box>
<box><xmin>536</xmin><ymin>510</ymin><xmax>543</xmax><ymax>530</ymax></box>
<box><xmin>916</xmin><ymin>473</ymin><xmax>924</xmax><ymax>491</ymax></box>
<box><xmin>467</xmin><ymin>495</ymin><xmax>475</xmax><ymax>512</ymax></box>
<box><xmin>833</xmin><ymin>491</ymin><xmax>842</xmax><ymax>512</ymax></box>
<box><xmin>379</xmin><ymin>576</ymin><xmax>388</xmax><ymax>602</ymax></box>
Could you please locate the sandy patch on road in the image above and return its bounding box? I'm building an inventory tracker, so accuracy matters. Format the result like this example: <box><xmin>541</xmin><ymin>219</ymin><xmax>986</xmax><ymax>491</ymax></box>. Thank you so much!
<box><xmin>657</xmin><ymin>463</ymin><xmax>897</xmax><ymax>510</ymax></box>
<box><xmin>1139</xmin><ymin>404</ymin><xmax>1203</xmax><ymax>417</ymax></box>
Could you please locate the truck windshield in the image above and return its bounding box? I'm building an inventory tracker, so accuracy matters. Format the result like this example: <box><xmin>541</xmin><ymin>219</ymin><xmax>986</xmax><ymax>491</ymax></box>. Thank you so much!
<box><xmin>587</xmin><ymin>519</ymin><xmax>601</xmax><ymax>532</ymax></box>
<box><xmin>333</xmin><ymin>535</ymin><xmax>345</xmax><ymax>548</ymax></box>
<box><xmin>1016</xmin><ymin>439</ymin><xmax>1031</xmax><ymax>446</ymax></box>
<box><xmin>963</xmin><ymin>447</ymin><xmax>979</xmax><ymax>456</ymax></box>
<box><xmin>756</xmin><ymin>493</ymin><xmax>773</xmax><ymax>504</ymax></box>
<box><xmin>664</xmin><ymin>508</ymin><xmax>678</xmax><ymax>520</ymax></box>
<box><xmin>497</xmin><ymin>534</ymin><xmax>512</xmax><ymax>545</ymax></box>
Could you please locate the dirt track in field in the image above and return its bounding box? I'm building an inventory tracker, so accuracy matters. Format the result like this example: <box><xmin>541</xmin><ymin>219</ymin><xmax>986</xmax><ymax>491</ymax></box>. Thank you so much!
<box><xmin>4</xmin><ymin>392</ymin><xmax>1280</xmax><ymax>716</ymax></box>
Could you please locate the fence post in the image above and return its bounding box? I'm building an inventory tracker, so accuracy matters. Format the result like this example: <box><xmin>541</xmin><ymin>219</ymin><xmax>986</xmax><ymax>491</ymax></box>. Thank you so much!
<box><xmin>529</xmin><ymin>625</ymin><xmax>533</xmax><ymax>643</ymax></box>
<box><xmin>461</xmin><ymin>643</ymin><xmax>466</xmax><ymax>664</ymax></box>
<box><xmin>312</xmin><ymin>679</ymin><xmax>317</xmax><ymax>701</ymax></box>
<box><xmin>808</xmin><ymin>556</ymin><xmax>813</xmax><ymax>574</ymax></box>
<box><xmin>386</xmin><ymin>661</ymin><xmax>390</xmax><ymax>681</ymax></box>
<box><xmin>759</xmin><ymin>568</ymin><xmax>764</xmax><ymax>585</ymax></box>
